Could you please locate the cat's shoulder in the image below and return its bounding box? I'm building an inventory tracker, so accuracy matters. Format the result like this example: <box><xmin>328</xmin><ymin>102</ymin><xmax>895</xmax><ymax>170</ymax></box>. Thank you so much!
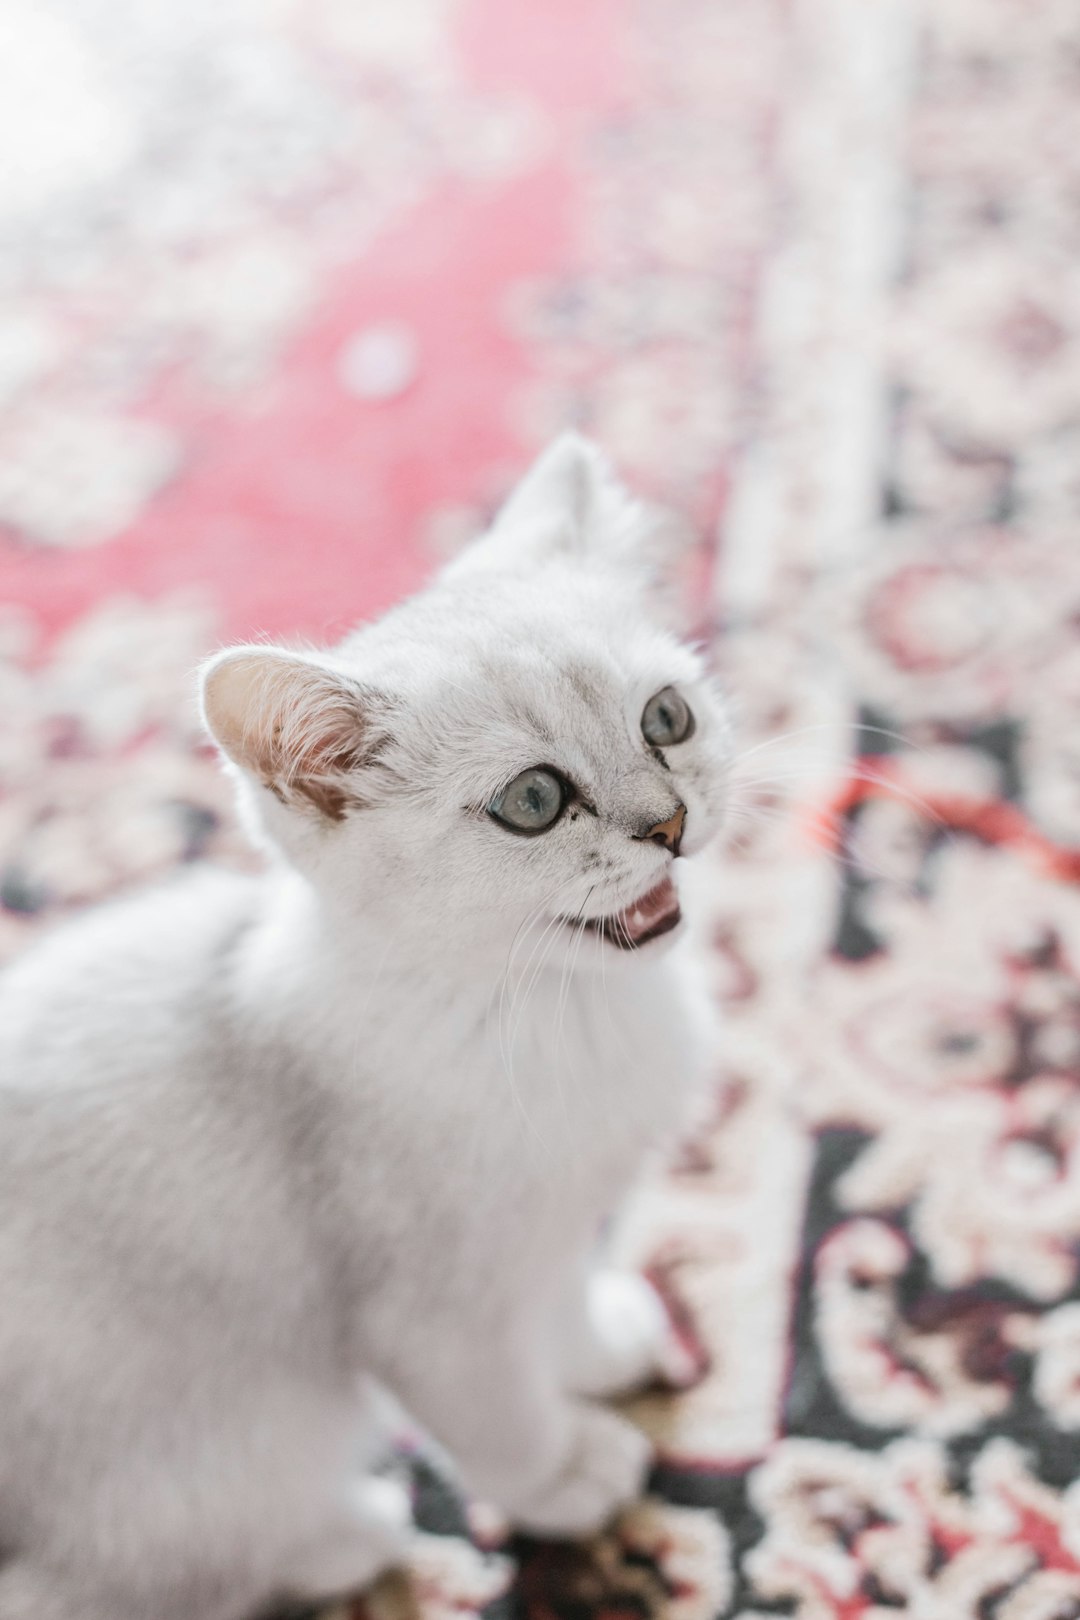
<box><xmin>0</xmin><ymin>865</ymin><xmax>261</xmax><ymax>1064</ymax></box>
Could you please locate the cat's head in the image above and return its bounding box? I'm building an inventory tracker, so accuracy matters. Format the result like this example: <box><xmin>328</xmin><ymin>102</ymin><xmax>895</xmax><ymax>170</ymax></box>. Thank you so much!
<box><xmin>201</xmin><ymin>436</ymin><xmax>730</xmax><ymax>965</ymax></box>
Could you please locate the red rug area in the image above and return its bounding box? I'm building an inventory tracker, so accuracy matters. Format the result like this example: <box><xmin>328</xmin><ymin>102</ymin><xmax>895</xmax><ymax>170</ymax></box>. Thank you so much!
<box><xmin>5</xmin><ymin>2</ymin><xmax>1080</xmax><ymax>1618</ymax></box>
<box><xmin>0</xmin><ymin>0</ymin><xmax>777</xmax><ymax>956</ymax></box>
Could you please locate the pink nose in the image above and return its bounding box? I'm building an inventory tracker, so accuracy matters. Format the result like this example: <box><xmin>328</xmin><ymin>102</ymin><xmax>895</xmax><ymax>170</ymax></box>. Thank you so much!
<box><xmin>641</xmin><ymin>804</ymin><xmax>686</xmax><ymax>856</ymax></box>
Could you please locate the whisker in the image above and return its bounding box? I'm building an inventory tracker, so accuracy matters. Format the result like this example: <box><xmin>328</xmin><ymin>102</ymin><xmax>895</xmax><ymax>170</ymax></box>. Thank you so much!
<box><xmin>727</xmin><ymin>756</ymin><xmax>957</xmax><ymax>838</ymax></box>
<box><xmin>721</xmin><ymin>798</ymin><xmax>923</xmax><ymax>889</ymax></box>
<box><xmin>494</xmin><ymin>879</ymin><xmax>578</xmax><ymax>1155</ymax></box>
<box><xmin>504</xmin><ymin>892</ymin><xmax>581</xmax><ymax>1126</ymax></box>
<box><xmin>553</xmin><ymin>893</ymin><xmax>596</xmax><ymax>1169</ymax></box>
<box><xmin>727</xmin><ymin>720</ymin><xmax>918</xmax><ymax>771</ymax></box>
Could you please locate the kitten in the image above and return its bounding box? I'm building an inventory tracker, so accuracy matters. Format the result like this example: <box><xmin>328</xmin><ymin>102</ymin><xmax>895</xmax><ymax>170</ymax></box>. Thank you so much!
<box><xmin>0</xmin><ymin>436</ymin><xmax>730</xmax><ymax>1620</ymax></box>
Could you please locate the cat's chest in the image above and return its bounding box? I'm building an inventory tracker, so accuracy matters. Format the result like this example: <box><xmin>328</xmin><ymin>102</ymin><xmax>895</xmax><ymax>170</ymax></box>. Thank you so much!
<box><xmin>323</xmin><ymin>955</ymin><xmax>709</xmax><ymax>1309</ymax></box>
<box><xmin>372</xmin><ymin>952</ymin><xmax>702</xmax><ymax>1155</ymax></box>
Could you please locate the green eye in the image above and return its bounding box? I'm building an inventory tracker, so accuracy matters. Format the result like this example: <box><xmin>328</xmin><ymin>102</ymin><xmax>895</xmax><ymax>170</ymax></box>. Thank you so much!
<box><xmin>642</xmin><ymin>687</ymin><xmax>694</xmax><ymax>748</ymax></box>
<box><xmin>490</xmin><ymin>767</ymin><xmax>566</xmax><ymax>834</ymax></box>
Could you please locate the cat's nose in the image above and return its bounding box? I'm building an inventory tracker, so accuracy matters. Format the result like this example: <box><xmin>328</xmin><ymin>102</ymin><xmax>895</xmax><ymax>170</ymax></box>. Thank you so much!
<box><xmin>637</xmin><ymin>803</ymin><xmax>686</xmax><ymax>857</ymax></box>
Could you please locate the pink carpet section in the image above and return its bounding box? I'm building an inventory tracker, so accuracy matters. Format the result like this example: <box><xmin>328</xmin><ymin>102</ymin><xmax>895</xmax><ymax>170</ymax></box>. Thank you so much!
<box><xmin>0</xmin><ymin>0</ymin><xmax>774</xmax><ymax>953</ymax></box>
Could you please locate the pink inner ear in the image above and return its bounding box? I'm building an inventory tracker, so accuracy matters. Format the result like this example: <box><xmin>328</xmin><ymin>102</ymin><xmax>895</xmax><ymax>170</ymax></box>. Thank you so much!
<box><xmin>206</xmin><ymin>651</ymin><xmax>374</xmax><ymax>823</ymax></box>
<box><xmin>281</xmin><ymin>674</ymin><xmax>374</xmax><ymax>822</ymax></box>
<box><xmin>278</xmin><ymin>672</ymin><xmax>368</xmax><ymax>776</ymax></box>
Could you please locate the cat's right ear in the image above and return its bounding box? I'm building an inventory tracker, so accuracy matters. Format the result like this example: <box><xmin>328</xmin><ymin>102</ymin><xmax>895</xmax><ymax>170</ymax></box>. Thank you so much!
<box><xmin>200</xmin><ymin>646</ymin><xmax>389</xmax><ymax>823</ymax></box>
<box><xmin>444</xmin><ymin>434</ymin><xmax>695</xmax><ymax>626</ymax></box>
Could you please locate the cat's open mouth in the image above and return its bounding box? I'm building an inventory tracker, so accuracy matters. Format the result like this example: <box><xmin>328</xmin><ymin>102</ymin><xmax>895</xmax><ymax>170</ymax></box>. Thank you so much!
<box><xmin>578</xmin><ymin>874</ymin><xmax>682</xmax><ymax>950</ymax></box>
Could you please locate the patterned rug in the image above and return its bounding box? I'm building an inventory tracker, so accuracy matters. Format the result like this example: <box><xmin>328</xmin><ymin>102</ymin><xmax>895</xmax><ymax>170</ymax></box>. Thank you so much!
<box><xmin>4</xmin><ymin>2</ymin><xmax>1080</xmax><ymax>1617</ymax></box>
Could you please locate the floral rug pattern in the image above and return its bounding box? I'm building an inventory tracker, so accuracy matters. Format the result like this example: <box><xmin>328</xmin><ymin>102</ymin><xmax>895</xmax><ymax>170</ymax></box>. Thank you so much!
<box><xmin>3</xmin><ymin>2</ymin><xmax>1080</xmax><ymax>1618</ymax></box>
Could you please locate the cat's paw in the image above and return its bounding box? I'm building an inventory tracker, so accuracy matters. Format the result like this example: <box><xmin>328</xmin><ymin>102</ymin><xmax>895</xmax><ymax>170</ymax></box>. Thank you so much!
<box><xmin>511</xmin><ymin>1405</ymin><xmax>652</xmax><ymax>1538</ymax></box>
<box><xmin>284</xmin><ymin>1475</ymin><xmax>413</xmax><ymax>1600</ymax></box>
<box><xmin>568</xmin><ymin>1270</ymin><xmax>697</xmax><ymax>1398</ymax></box>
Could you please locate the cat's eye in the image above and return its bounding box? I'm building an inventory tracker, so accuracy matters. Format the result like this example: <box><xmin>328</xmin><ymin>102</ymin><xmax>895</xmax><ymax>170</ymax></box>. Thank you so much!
<box><xmin>489</xmin><ymin>767</ymin><xmax>566</xmax><ymax>834</ymax></box>
<box><xmin>641</xmin><ymin>687</ymin><xmax>694</xmax><ymax>748</ymax></box>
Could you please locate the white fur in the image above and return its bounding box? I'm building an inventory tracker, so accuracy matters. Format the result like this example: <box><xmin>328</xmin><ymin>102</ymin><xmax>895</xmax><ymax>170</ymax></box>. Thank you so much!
<box><xmin>0</xmin><ymin>436</ymin><xmax>729</xmax><ymax>1620</ymax></box>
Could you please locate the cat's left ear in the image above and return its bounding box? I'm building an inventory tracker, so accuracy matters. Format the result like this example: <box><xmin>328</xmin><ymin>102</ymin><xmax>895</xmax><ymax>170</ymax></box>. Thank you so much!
<box><xmin>200</xmin><ymin>645</ymin><xmax>389</xmax><ymax>823</ymax></box>
<box><xmin>449</xmin><ymin>434</ymin><xmax>693</xmax><ymax>609</ymax></box>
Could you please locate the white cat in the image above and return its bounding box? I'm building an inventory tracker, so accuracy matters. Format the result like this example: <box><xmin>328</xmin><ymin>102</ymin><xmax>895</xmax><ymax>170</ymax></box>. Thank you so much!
<box><xmin>0</xmin><ymin>436</ymin><xmax>729</xmax><ymax>1620</ymax></box>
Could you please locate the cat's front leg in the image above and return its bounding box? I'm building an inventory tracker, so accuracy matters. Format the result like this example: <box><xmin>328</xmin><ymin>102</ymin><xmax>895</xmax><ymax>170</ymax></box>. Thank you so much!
<box><xmin>560</xmin><ymin>1264</ymin><xmax>698</xmax><ymax>1398</ymax></box>
<box><xmin>280</xmin><ymin>1474</ymin><xmax>413</xmax><ymax>1604</ymax></box>
<box><xmin>508</xmin><ymin>1398</ymin><xmax>653</xmax><ymax>1537</ymax></box>
<box><xmin>390</xmin><ymin>1337</ymin><xmax>652</xmax><ymax>1537</ymax></box>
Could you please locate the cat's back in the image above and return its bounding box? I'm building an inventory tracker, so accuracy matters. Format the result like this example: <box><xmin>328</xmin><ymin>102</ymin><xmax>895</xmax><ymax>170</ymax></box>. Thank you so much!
<box><xmin>0</xmin><ymin>865</ymin><xmax>328</xmax><ymax>1364</ymax></box>
<box><xmin>0</xmin><ymin>870</ymin><xmax>348</xmax><ymax>1563</ymax></box>
<box><xmin>0</xmin><ymin>866</ymin><xmax>281</xmax><ymax>1265</ymax></box>
<box><xmin>0</xmin><ymin>865</ymin><xmax>258</xmax><ymax>1096</ymax></box>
